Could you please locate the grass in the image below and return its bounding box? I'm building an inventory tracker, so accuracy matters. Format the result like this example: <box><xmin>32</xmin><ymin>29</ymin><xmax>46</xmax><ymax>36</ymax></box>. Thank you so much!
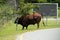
<box><xmin>58</xmin><ymin>8</ymin><xmax>60</xmax><ymax>17</ymax></box>
<box><xmin>0</xmin><ymin>5</ymin><xmax>60</xmax><ymax>40</ymax></box>
<box><xmin>0</xmin><ymin>20</ymin><xmax>60</xmax><ymax>40</ymax></box>
<box><xmin>0</xmin><ymin>35</ymin><xmax>15</xmax><ymax>40</ymax></box>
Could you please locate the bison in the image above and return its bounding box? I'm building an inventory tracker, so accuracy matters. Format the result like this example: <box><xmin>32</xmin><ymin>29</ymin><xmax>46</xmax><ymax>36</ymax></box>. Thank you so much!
<box><xmin>14</xmin><ymin>12</ymin><xmax>45</xmax><ymax>30</ymax></box>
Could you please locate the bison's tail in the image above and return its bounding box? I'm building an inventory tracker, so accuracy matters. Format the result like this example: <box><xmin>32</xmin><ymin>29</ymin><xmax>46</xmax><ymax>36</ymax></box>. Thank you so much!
<box><xmin>41</xmin><ymin>14</ymin><xmax>45</xmax><ymax>26</ymax></box>
<box><xmin>42</xmin><ymin>19</ymin><xmax>45</xmax><ymax>26</ymax></box>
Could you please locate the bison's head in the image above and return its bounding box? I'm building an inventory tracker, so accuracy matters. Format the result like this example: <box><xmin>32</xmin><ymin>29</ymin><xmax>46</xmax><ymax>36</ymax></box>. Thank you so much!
<box><xmin>14</xmin><ymin>17</ymin><xmax>21</xmax><ymax>24</ymax></box>
<box><xmin>14</xmin><ymin>15</ymin><xmax>25</xmax><ymax>25</ymax></box>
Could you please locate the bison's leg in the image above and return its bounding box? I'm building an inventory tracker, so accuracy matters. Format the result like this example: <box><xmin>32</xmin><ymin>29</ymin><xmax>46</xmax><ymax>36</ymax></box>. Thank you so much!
<box><xmin>26</xmin><ymin>26</ymin><xmax>28</xmax><ymax>30</ymax></box>
<box><xmin>37</xmin><ymin>23</ymin><xmax>39</xmax><ymax>29</ymax></box>
<box><xmin>22</xmin><ymin>26</ymin><xmax>24</xmax><ymax>30</ymax></box>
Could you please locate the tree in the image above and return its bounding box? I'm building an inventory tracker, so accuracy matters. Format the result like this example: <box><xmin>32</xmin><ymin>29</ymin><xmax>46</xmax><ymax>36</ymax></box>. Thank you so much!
<box><xmin>55</xmin><ymin>0</ymin><xmax>60</xmax><ymax>7</ymax></box>
<box><xmin>47</xmin><ymin>0</ymin><xmax>60</xmax><ymax>7</ymax></box>
<box><xmin>24</xmin><ymin>0</ymin><xmax>38</xmax><ymax>3</ymax></box>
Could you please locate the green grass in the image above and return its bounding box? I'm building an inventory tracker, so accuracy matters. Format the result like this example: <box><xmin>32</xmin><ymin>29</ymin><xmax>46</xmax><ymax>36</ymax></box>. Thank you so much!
<box><xmin>0</xmin><ymin>20</ymin><xmax>60</xmax><ymax>40</ymax></box>
<box><xmin>58</xmin><ymin>8</ymin><xmax>60</xmax><ymax>17</ymax></box>
<box><xmin>0</xmin><ymin>35</ymin><xmax>15</xmax><ymax>40</ymax></box>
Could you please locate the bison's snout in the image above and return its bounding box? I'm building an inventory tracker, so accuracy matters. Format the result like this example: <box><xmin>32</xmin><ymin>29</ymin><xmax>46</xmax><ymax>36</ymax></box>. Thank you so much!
<box><xmin>14</xmin><ymin>17</ymin><xmax>19</xmax><ymax>24</ymax></box>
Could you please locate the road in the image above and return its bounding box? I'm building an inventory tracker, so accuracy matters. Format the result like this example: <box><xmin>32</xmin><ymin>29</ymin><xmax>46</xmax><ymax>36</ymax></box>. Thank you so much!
<box><xmin>16</xmin><ymin>28</ymin><xmax>60</xmax><ymax>40</ymax></box>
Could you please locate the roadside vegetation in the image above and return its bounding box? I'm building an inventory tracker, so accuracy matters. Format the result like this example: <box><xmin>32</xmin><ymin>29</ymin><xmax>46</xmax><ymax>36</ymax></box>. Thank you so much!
<box><xmin>0</xmin><ymin>0</ymin><xmax>60</xmax><ymax>40</ymax></box>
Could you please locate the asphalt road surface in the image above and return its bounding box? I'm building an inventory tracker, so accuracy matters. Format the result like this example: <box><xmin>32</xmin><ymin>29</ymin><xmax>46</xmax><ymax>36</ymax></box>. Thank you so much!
<box><xmin>16</xmin><ymin>28</ymin><xmax>60</xmax><ymax>40</ymax></box>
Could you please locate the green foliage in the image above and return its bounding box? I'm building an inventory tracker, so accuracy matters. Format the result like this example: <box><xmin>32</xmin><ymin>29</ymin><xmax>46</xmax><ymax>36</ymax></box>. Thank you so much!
<box><xmin>24</xmin><ymin>0</ymin><xmax>47</xmax><ymax>3</ymax></box>
<box><xmin>17</xmin><ymin>3</ymin><xmax>39</xmax><ymax>15</ymax></box>
<box><xmin>0</xmin><ymin>0</ymin><xmax>3</xmax><ymax>2</ymax></box>
<box><xmin>37</xmin><ymin>0</ymin><xmax>47</xmax><ymax>3</ymax></box>
<box><xmin>19</xmin><ymin>0</ymin><xmax>24</xmax><ymax>3</ymax></box>
<box><xmin>24</xmin><ymin>0</ymin><xmax>38</xmax><ymax>3</ymax></box>
<box><xmin>47</xmin><ymin>0</ymin><xmax>60</xmax><ymax>6</ymax></box>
